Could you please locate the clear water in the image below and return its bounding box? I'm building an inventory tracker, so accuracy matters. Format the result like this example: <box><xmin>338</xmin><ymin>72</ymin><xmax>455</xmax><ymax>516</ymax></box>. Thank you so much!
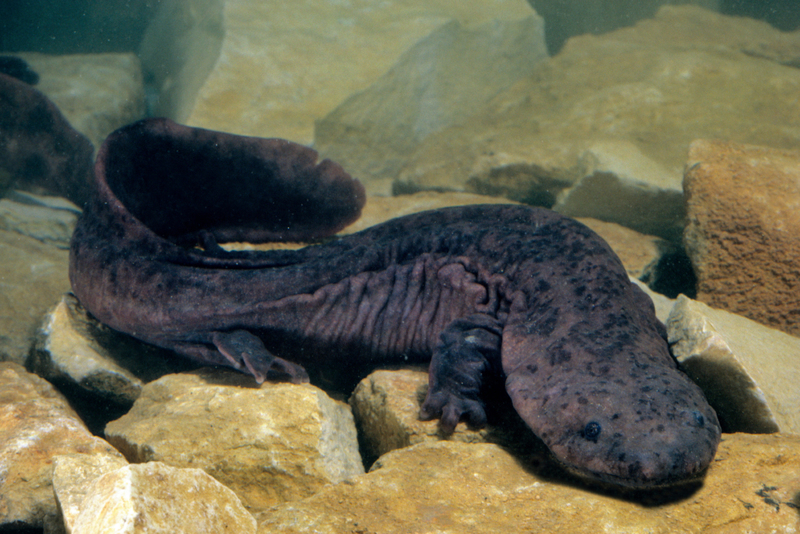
<box><xmin>1</xmin><ymin>0</ymin><xmax>799</xmax><ymax>531</ymax></box>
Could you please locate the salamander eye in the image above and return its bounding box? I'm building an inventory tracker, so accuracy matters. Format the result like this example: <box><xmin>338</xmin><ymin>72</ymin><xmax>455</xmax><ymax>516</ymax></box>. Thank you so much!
<box><xmin>582</xmin><ymin>421</ymin><xmax>601</xmax><ymax>442</ymax></box>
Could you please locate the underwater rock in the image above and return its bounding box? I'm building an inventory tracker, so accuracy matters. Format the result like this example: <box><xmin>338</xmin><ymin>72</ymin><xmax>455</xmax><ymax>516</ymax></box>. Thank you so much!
<box><xmin>350</xmin><ymin>369</ymin><xmax>491</xmax><ymax>462</ymax></box>
<box><xmin>527</xmin><ymin>0</ymin><xmax>719</xmax><ymax>53</ymax></box>
<box><xmin>394</xmin><ymin>6</ymin><xmax>800</xmax><ymax>241</ymax></box>
<box><xmin>0</xmin><ymin>55</ymin><xmax>39</xmax><ymax>85</ymax></box>
<box><xmin>631</xmin><ymin>279</ymin><xmax>675</xmax><ymax>324</ymax></box>
<box><xmin>684</xmin><ymin>139</ymin><xmax>800</xmax><ymax>337</ymax></box>
<box><xmin>104</xmin><ymin>369</ymin><xmax>364</xmax><ymax>513</ymax></box>
<box><xmin>667</xmin><ymin>296</ymin><xmax>800</xmax><ymax>434</ymax></box>
<box><xmin>17</xmin><ymin>52</ymin><xmax>146</xmax><ymax>150</ymax></box>
<box><xmin>0</xmin><ymin>72</ymin><xmax>94</xmax><ymax>206</ymax></box>
<box><xmin>69</xmin><ymin>462</ymin><xmax>256</xmax><ymax>534</ymax></box>
<box><xmin>552</xmin><ymin>140</ymin><xmax>685</xmax><ymax>243</ymax></box>
<box><xmin>0</xmin><ymin>362</ymin><xmax>122</xmax><ymax>532</ymax></box>
<box><xmin>140</xmin><ymin>0</ymin><xmax>534</xmax><ymax>143</ymax></box>
<box><xmin>0</xmin><ymin>192</ymin><xmax>79</xmax><ymax>248</ymax></box>
<box><xmin>0</xmin><ymin>227</ymin><xmax>70</xmax><ymax>367</ymax></box>
<box><xmin>315</xmin><ymin>15</ymin><xmax>547</xmax><ymax>195</ymax></box>
<box><xmin>29</xmin><ymin>293</ymin><xmax>196</xmax><ymax>412</ymax></box>
<box><xmin>257</xmin><ymin>434</ymin><xmax>800</xmax><ymax>533</ymax></box>
<box><xmin>52</xmin><ymin>452</ymin><xmax>129</xmax><ymax>531</ymax></box>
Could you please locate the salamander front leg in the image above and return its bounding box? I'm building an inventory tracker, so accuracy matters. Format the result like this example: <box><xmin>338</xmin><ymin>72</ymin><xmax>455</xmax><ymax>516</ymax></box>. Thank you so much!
<box><xmin>212</xmin><ymin>330</ymin><xmax>309</xmax><ymax>384</ymax></box>
<box><xmin>419</xmin><ymin>314</ymin><xmax>503</xmax><ymax>433</ymax></box>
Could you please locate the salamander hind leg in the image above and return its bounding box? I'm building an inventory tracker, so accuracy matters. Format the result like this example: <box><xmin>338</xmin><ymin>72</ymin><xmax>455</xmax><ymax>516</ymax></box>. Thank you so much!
<box><xmin>419</xmin><ymin>314</ymin><xmax>503</xmax><ymax>433</ymax></box>
<box><xmin>212</xmin><ymin>330</ymin><xmax>309</xmax><ymax>384</ymax></box>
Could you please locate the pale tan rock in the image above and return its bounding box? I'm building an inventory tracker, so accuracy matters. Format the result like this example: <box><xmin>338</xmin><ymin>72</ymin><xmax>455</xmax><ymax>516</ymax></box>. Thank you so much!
<box><xmin>315</xmin><ymin>15</ymin><xmax>547</xmax><ymax>195</ymax></box>
<box><xmin>17</xmin><ymin>52</ymin><xmax>146</xmax><ymax>149</ymax></box>
<box><xmin>0</xmin><ymin>228</ymin><xmax>70</xmax><ymax>366</ymax></box>
<box><xmin>29</xmin><ymin>293</ymin><xmax>196</xmax><ymax>407</ymax></box>
<box><xmin>52</xmin><ymin>453</ymin><xmax>129</xmax><ymax>532</ymax></box>
<box><xmin>71</xmin><ymin>462</ymin><xmax>256</xmax><ymax>534</ymax></box>
<box><xmin>683</xmin><ymin>139</ymin><xmax>800</xmax><ymax>337</ymax></box>
<box><xmin>258</xmin><ymin>434</ymin><xmax>800</xmax><ymax>533</ymax></box>
<box><xmin>667</xmin><ymin>295</ymin><xmax>800</xmax><ymax>434</ymax></box>
<box><xmin>631</xmin><ymin>278</ymin><xmax>675</xmax><ymax>324</ymax></box>
<box><xmin>350</xmin><ymin>370</ymin><xmax>490</xmax><ymax>461</ymax></box>
<box><xmin>0</xmin><ymin>193</ymin><xmax>78</xmax><ymax>249</ymax></box>
<box><xmin>31</xmin><ymin>295</ymin><xmax>145</xmax><ymax>405</ymax></box>
<box><xmin>142</xmin><ymin>0</ymin><xmax>534</xmax><ymax>144</ymax></box>
<box><xmin>0</xmin><ymin>362</ymin><xmax>122</xmax><ymax>531</ymax></box>
<box><xmin>397</xmin><ymin>6</ymin><xmax>800</xmax><ymax>242</ymax></box>
<box><xmin>105</xmin><ymin>369</ymin><xmax>364</xmax><ymax>513</ymax></box>
<box><xmin>554</xmin><ymin>140</ymin><xmax>686</xmax><ymax>242</ymax></box>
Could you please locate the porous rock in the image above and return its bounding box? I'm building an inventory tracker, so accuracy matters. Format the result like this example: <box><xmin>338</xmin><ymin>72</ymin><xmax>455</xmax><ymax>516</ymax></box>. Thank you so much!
<box><xmin>104</xmin><ymin>369</ymin><xmax>364</xmax><ymax>513</ymax></box>
<box><xmin>667</xmin><ymin>295</ymin><xmax>800</xmax><ymax>434</ymax></box>
<box><xmin>70</xmin><ymin>462</ymin><xmax>256</xmax><ymax>534</ymax></box>
<box><xmin>683</xmin><ymin>139</ymin><xmax>800</xmax><ymax>337</ymax></box>
<box><xmin>0</xmin><ymin>362</ymin><xmax>122</xmax><ymax>531</ymax></box>
<box><xmin>0</xmin><ymin>228</ymin><xmax>70</xmax><ymax>366</ymax></box>
<box><xmin>395</xmin><ymin>6</ymin><xmax>800</xmax><ymax>242</ymax></box>
<box><xmin>140</xmin><ymin>0</ymin><xmax>534</xmax><ymax>143</ymax></box>
<box><xmin>257</xmin><ymin>434</ymin><xmax>800</xmax><ymax>533</ymax></box>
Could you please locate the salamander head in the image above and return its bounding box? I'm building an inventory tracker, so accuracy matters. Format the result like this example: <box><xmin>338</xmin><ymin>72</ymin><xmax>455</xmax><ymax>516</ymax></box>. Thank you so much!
<box><xmin>508</xmin><ymin>365</ymin><xmax>721</xmax><ymax>488</ymax></box>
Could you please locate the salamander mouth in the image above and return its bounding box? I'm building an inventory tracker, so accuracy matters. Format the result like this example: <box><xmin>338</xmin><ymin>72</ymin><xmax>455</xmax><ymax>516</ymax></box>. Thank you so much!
<box><xmin>556</xmin><ymin>457</ymin><xmax>709</xmax><ymax>490</ymax></box>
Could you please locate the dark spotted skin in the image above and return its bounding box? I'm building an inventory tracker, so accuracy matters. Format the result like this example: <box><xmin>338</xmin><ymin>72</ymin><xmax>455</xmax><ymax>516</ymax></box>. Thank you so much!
<box><xmin>70</xmin><ymin>119</ymin><xmax>721</xmax><ymax>488</ymax></box>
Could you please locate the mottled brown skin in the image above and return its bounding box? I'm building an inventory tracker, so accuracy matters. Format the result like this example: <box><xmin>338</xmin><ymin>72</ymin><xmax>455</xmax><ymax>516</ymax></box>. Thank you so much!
<box><xmin>70</xmin><ymin>119</ymin><xmax>720</xmax><ymax>489</ymax></box>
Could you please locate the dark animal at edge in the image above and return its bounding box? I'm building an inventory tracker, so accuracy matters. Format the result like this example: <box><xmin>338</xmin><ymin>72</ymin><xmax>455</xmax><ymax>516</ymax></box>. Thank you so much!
<box><xmin>0</xmin><ymin>56</ymin><xmax>39</xmax><ymax>85</ymax></box>
<box><xmin>0</xmin><ymin>72</ymin><xmax>94</xmax><ymax>206</ymax></box>
<box><xmin>69</xmin><ymin>118</ymin><xmax>721</xmax><ymax>489</ymax></box>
